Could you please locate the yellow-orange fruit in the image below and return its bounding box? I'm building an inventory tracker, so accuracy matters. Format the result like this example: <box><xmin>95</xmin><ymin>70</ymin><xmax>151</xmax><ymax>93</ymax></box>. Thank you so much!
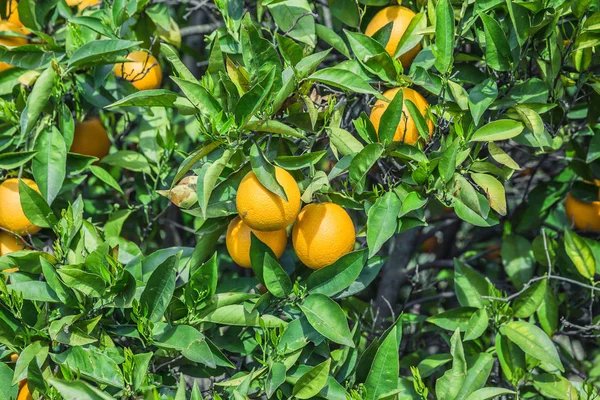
<box><xmin>0</xmin><ymin>178</ymin><xmax>41</xmax><ymax>235</ymax></box>
<box><xmin>113</xmin><ymin>50</ymin><xmax>162</xmax><ymax>91</ymax></box>
<box><xmin>364</xmin><ymin>6</ymin><xmax>421</xmax><ymax>68</ymax></box>
<box><xmin>0</xmin><ymin>20</ymin><xmax>28</xmax><ymax>72</ymax></box>
<box><xmin>565</xmin><ymin>193</ymin><xmax>600</xmax><ymax>232</ymax></box>
<box><xmin>370</xmin><ymin>87</ymin><xmax>433</xmax><ymax>145</ymax></box>
<box><xmin>70</xmin><ymin>118</ymin><xmax>111</xmax><ymax>161</ymax></box>
<box><xmin>10</xmin><ymin>353</ymin><xmax>18</xmax><ymax>362</ymax></box>
<box><xmin>292</xmin><ymin>202</ymin><xmax>355</xmax><ymax>269</ymax></box>
<box><xmin>0</xmin><ymin>231</ymin><xmax>25</xmax><ymax>255</ymax></box>
<box><xmin>17</xmin><ymin>379</ymin><xmax>32</xmax><ymax>400</ymax></box>
<box><xmin>236</xmin><ymin>167</ymin><xmax>301</xmax><ymax>231</ymax></box>
<box><xmin>226</xmin><ymin>217</ymin><xmax>287</xmax><ymax>268</ymax></box>
<box><xmin>66</xmin><ymin>0</ymin><xmax>100</xmax><ymax>10</ymax></box>
<box><xmin>3</xmin><ymin>1</ymin><xmax>29</xmax><ymax>33</ymax></box>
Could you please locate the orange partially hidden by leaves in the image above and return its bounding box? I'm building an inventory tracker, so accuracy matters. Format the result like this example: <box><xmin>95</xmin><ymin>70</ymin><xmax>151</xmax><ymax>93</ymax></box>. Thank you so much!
<box><xmin>236</xmin><ymin>167</ymin><xmax>301</xmax><ymax>231</ymax></box>
<box><xmin>0</xmin><ymin>178</ymin><xmax>41</xmax><ymax>235</ymax></box>
<box><xmin>3</xmin><ymin>1</ymin><xmax>29</xmax><ymax>33</ymax></box>
<box><xmin>364</xmin><ymin>6</ymin><xmax>421</xmax><ymax>68</ymax></box>
<box><xmin>370</xmin><ymin>87</ymin><xmax>433</xmax><ymax>145</ymax></box>
<box><xmin>17</xmin><ymin>379</ymin><xmax>32</xmax><ymax>400</ymax></box>
<box><xmin>565</xmin><ymin>193</ymin><xmax>600</xmax><ymax>232</ymax></box>
<box><xmin>292</xmin><ymin>202</ymin><xmax>355</xmax><ymax>270</ymax></box>
<box><xmin>113</xmin><ymin>51</ymin><xmax>163</xmax><ymax>91</ymax></box>
<box><xmin>0</xmin><ymin>231</ymin><xmax>25</xmax><ymax>255</ymax></box>
<box><xmin>226</xmin><ymin>216</ymin><xmax>287</xmax><ymax>268</ymax></box>
<box><xmin>66</xmin><ymin>0</ymin><xmax>100</xmax><ymax>10</ymax></box>
<box><xmin>0</xmin><ymin>20</ymin><xmax>28</xmax><ymax>72</ymax></box>
<box><xmin>70</xmin><ymin>118</ymin><xmax>111</xmax><ymax>161</ymax></box>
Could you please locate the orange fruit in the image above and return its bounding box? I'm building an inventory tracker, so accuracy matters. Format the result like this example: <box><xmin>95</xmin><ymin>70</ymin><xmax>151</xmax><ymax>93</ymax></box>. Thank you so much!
<box><xmin>66</xmin><ymin>0</ymin><xmax>100</xmax><ymax>10</ymax></box>
<box><xmin>370</xmin><ymin>87</ymin><xmax>433</xmax><ymax>145</ymax></box>
<box><xmin>0</xmin><ymin>231</ymin><xmax>25</xmax><ymax>255</ymax></box>
<box><xmin>70</xmin><ymin>118</ymin><xmax>111</xmax><ymax>161</ymax></box>
<box><xmin>0</xmin><ymin>178</ymin><xmax>41</xmax><ymax>235</ymax></box>
<box><xmin>17</xmin><ymin>379</ymin><xmax>32</xmax><ymax>400</ymax></box>
<box><xmin>10</xmin><ymin>353</ymin><xmax>18</xmax><ymax>362</ymax></box>
<box><xmin>0</xmin><ymin>20</ymin><xmax>28</xmax><ymax>72</ymax></box>
<box><xmin>565</xmin><ymin>193</ymin><xmax>600</xmax><ymax>232</ymax></box>
<box><xmin>422</xmin><ymin>236</ymin><xmax>439</xmax><ymax>254</ymax></box>
<box><xmin>113</xmin><ymin>50</ymin><xmax>162</xmax><ymax>91</ymax></box>
<box><xmin>292</xmin><ymin>202</ymin><xmax>355</xmax><ymax>269</ymax></box>
<box><xmin>364</xmin><ymin>6</ymin><xmax>421</xmax><ymax>68</ymax></box>
<box><xmin>236</xmin><ymin>167</ymin><xmax>301</xmax><ymax>231</ymax></box>
<box><xmin>3</xmin><ymin>1</ymin><xmax>29</xmax><ymax>33</ymax></box>
<box><xmin>226</xmin><ymin>216</ymin><xmax>287</xmax><ymax>268</ymax></box>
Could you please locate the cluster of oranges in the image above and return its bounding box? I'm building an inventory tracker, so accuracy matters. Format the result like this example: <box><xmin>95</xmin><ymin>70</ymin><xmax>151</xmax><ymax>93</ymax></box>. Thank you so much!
<box><xmin>226</xmin><ymin>167</ymin><xmax>356</xmax><ymax>270</ymax></box>
<box><xmin>365</xmin><ymin>6</ymin><xmax>433</xmax><ymax>146</ymax></box>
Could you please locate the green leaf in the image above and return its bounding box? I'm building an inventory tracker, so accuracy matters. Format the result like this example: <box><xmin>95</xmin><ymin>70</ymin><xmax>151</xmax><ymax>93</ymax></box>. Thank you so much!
<box><xmin>292</xmin><ymin>358</ymin><xmax>331</xmax><ymax>399</ymax></box>
<box><xmin>32</xmin><ymin>126</ymin><xmax>67</xmax><ymax>205</ymax></box>
<box><xmin>47</xmin><ymin>378</ymin><xmax>114</xmax><ymax>400</ymax></box>
<box><xmin>51</xmin><ymin>346</ymin><xmax>125</xmax><ymax>388</ymax></box>
<box><xmin>299</xmin><ymin>294</ymin><xmax>354</xmax><ymax>347</ymax></box>
<box><xmin>564</xmin><ymin>229</ymin><xmax>596</xmax><ymax>279</ymax></box>
<box><xmin>328</xmin><ymin>0</ymin><xmax>359</xmax><ymax>27</ymax></box>
<box><xmin>140</xmin><ymin>253</ymin><xmax>179</xmax><ymax>323</ymax></box>
<box><xmin>172</xmin><ymin>142</ymin><xmax>220</xmax><ymax>188</ymax></box>
<box><xmin>378</xmin><ymin>89</ymin><xmax>404</xmax><ymax>145</ymax></box>
<box><xmin>266</xmin><ymin>362</ymin><xmax>286</xmax><ymax>398</ymax></box>
<box><xmin>537</xmin><ymin>288</ymin><xmax>559</xmax><ymax>337</ymax></box>
<box><xmin>315</xmin><ymin>24</ymin><xmax>350</xmax><ymax>58</ymax></box>
<box><xmin>478</xmin><ymin>12</ymin><xmax>511</xmax><ymax>71</ymax></box>
<box><xmin>18</xmin><ymin>179</ymin><xmax>57</xmax><ymax>228</ymax></box>
<box><xmin>495</xmin><ymin>332</ymin><xmax>526</xmax><ymax>384</ymax></box>
<box><xmin>532</xmin><ymin>373</ymin><xmax>579</xmax><ymax>400</ymax></box>
<box><xmin>7</xmin><ymin>281</ymin><xmax>60</xmax><ymax>302</ymax></box>
<box><xmin>334</xmin><ymin>256</ymin><xmax>386</xmax><ymax>299</ymax></box>
<box><xmin>367</xmin><ymin>191</ymin><xmax>402</xmax><ymax>257</ymax></box>
<box><xmin>328</xmin><ymin>127</ymin><xmax>364</xmax><ymax>156</ymax></box>
<box><xmin>435</xmin><ymin>329</ymin><xmax>467</xmax><ymax>400</ymax></box>
<box><xmin>306</xmin><ymin>249</ymin><xmax>367</xmax><ymax>296</ymax></box>
<box><xmin>20</xmin><ymin>65</ymin><xmax>55</xmax><ymax>135</ymax></box>
<box><xmin>89</xmin><ymin>166</ymin><xmax>124</xmax><ymax>196</ymax></box>
<box><xmin>274</xmin><ymin>151</ymin><xmax>327</xmax><ymax>170</ymax></box>
<box><xmin>350</xmin><ymin>143</ymin><xmax>384</xmax><ymax>194</ymax></box>
<box><xmin>434</xmin><ymin>0</ymin><xmax>454</xmax><ymax>73</ymax></box>
<box><xmin>245</xmin><ymin>119</ymin><xmax>306</xmax><ymax>139</ymax></box>
<box><xmin>464</xmin><ymin>388</ymin><xmax>515</xmax><ymax>400</ymax></box>
<box><xmin>455</xmin><ymin>352</ymin><xmax>494</xmax><ymax>400</ymax></box>
<box><xmin>249</xmin><ymin>143</ymin><xmax>288</xmax><ymax>201</ymax></box>
<box><xmin>470</xmin><ymin>120</ymin><xmax>524</xmax><ymax>142</ymax></box>
<box><xmin>268</xmin><ymin>0</ymin><xmax>316</xmax><ymax>46</ymax></box>
<box><xmin>68</xmin><ymin>40</ymin><xmax>141</xmax><ymax>69</ymax></box>
<box><xmin>263</xmin><ymin>251</ymin><xmax>292</xmax><ymax>298</ymax></box>
<box><xmin>308</xmin><ymin>67</ymin><xmax>381</xmax><ymax>97</ymax></box>
<box><xmin>464</xmin><ymin>308</ymin><xmax>489</xmax><ymax>341</ymax></box>
<box><xmin>405</xmin><ymin>99</ymin><xmax>430</xmax><ymax>141</ymax></box>
<box><xmin>196</xmin><ymin>149</ymin><xmax>233</xmax><ymax>218</ymax></box>
<box><xmin>364</xmin><ymin>325</ymin><xmax>400</xmax><ymax>400</ymax></box>
<box><xmin>160</xmin><ymin>43</ymin><xmax>197</xmax><ymax>82</ymax></box>
<box><xmin>488</xmin><ymin>142</ymin><xmax>520</xmax><ymax>170</ymax></box>
<box><xmin>171</xmin><ymin>77</ymin><xmax>223</xmax><ymax>117</ymax></box>
<box><xmin>105</xmin><ymin>89</ymin><xmax>181</xmax><ymax>108</ymax></box>
<box><xmin>427</xmin><ymin>307</ymin><xmax>477</xmax><ymax>332</ymax></box>
<box><xmin>101</xmin><ymin>150</ymin><xmax>150</xmax><ymax>173</ymax></box>
<box><xmin>470</xmin><ymin>173</ymin><xmax>507</xmax><ymax>216</ymax></box>
<box><xmin>345</xmin><ymin>30</ymin><xmax>396</xmax><ymax>83</ymax></box>
<box><xmin>439</xmin><ymin>140</ymin><xmax>459</xmax><ymax>184</ymax></box>
<box><xmin>512</xmin><ymin>279</ymin><xmax>547</xmax><ymax>318</ymax></box>
<box><xmin>0</xmin><ymin>151</ymin><xmax>37</xmax><ymax>169</ymax></box>
<box><xmin>503</xmin><ymin>321</ymin><xmax>564</xmax><ymax>372</ymax></box>
<box><xmin>468</xmin><ymin>78</ymin><xmax>498</xmax><ymax>126</ymax></box>
<box><xmin>0</xmin><ymin>363</ymin><xmax>18</xmax><ymax>400</ymax></box>
<box><xmin>502</xmin><ymin>235</ymin><xmax>535</xmax><ymax>289</ymax></box>
<box><xmin>12</xmin><ymin>341</ymin><xmax>48</xmax><ymax>385</ymax></box>
<box><xmin>235</xmin><ymin>66</ymin><xmax>276</xmax><ymax>126</ymax></box>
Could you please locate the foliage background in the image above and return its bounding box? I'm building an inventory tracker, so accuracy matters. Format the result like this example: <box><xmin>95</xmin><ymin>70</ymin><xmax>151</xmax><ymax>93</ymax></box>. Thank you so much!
<box><xmin>1</xmin><ymin>0</ymin><xmax>600</xmax><ymax>399</ymax></box>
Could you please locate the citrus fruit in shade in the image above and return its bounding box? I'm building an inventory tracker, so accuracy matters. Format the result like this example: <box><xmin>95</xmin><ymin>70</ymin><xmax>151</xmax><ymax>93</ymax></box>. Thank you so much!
<box><xmin>565</xmin><ymin>193</ymin><xmax>600</xmax><ymax>232</ymax></box>
<box><xmin>364</xmin><ymin>6</ymin><xmax>421</xmax><ymax>68</ymax></box>
<box><xmin>70</xmin><ymin>118</ymin><xmax>111</xmax><ymax>161</ymax></box>
<box><xmin>113</xmin><ymin>50</ymin><xmax>163</xmax><ymax>91</ymax></box>
<box><xmin>292</xmin><ymin>202</ymin><xmax>356</xmax><ymax>270</ymax></box>
<box><xmin>236</xmin><ymin>167</ymin><xmax>301</xmax><ymax>231</ymax></box>
<box><xmin>17</xmin><ymin>379</ymin><xmax>32</xmax><ymax>400</ymax></box>
<box><xmin>369</xmin><ymin>87</ymin><xmax>433</xmax><ymax>145</ymax></box>
<box><xmin>0</xmin><ymin>20</ymin><xmax>28</xmax><ymax>72</ymax></box>
<box><xmin>0</xmin><ymin>231</ymin><xmax>25</xmax><ymax>255</ymax></box>
<box><xmin>226</xmin><ymin>216</ymin><xmax>287</xmax><ymax>268</ymax></box>
<box><xmin>0</xmin><ymin>178</ymin><xmax>41</xmax><ymax>235</ymax></box>
<box><xmin>422</xmin><ymin>236</ymin><xmax>439</xmax><ymax>254</ymax></box>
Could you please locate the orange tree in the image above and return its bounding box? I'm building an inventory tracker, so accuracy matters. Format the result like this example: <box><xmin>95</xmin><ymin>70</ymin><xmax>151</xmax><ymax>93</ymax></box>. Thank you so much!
<box><xmin>0</xmin><ymin>0</ymin><xmax>600</xmax><ymax>399</ymax></box>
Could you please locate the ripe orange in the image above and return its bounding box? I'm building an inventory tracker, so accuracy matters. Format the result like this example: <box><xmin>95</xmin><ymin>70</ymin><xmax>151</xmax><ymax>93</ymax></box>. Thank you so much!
<box><xmin>10</xmin><ymin>353</ymin><xmax>18</xmax><ymax>362</ymax></box>
<box><xmin>236</xmin><ymin>167</ymin><xmax>301</xmax><ymax>231</ymax></box>
<box><xmin>113</xmin><ymin>51</ymin><xmax>162</xmax><ymax>91</ymax></box>
<box><xmin>70</xmin><ymin>118</ymin><xmax>111</xmax><ymax>161</ymax></box>
<box><xmin>66</xmin><ymin>0</ymin><xmax>100</xmax><ymax>10</ymax></box>
<box><xmin>292</xmin><ymin>202</ymin><xmax>355</xmax><ymax>269</ymax></box>
<box><xmin>565</xmin><ymin>193</ymin><xmax>600</xmax><ymax>232</ymax></box>
<box><xmin>0</xmin><ymin>20</ymin><xmax>28</xmax><ymax>72</ymax></box>
<box><xmin>370</xmin><ymin>87</ymin><xmax>433</xmax><ymax>145</ymax></box>
<box><xmin>365</xmin><ymin>6</ymin><xmax>421</xmax><ymax>68</ymax></box>
<box><xmin>3</xmin><ymin>1</ymin><xmax>29</xmax><ymax>33</ymax></box>
<box><xmin>0</xmin><ymin>231</ymin><xmax>25</xmax><ymax>255</ymax></box>
<box><xmin>0</xmin><ymin>178</ymin><xmax>41</xmax><ymax>235</ymax></box>
<box><xmin>226</xmin><ymin>217</ymin><xmax>287</xmax><ymax>268</ymax></box>
<box><xmin>17</xmin><ymin>379</ymin><xmax>32</xmax><ymax>400</ymax></box>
